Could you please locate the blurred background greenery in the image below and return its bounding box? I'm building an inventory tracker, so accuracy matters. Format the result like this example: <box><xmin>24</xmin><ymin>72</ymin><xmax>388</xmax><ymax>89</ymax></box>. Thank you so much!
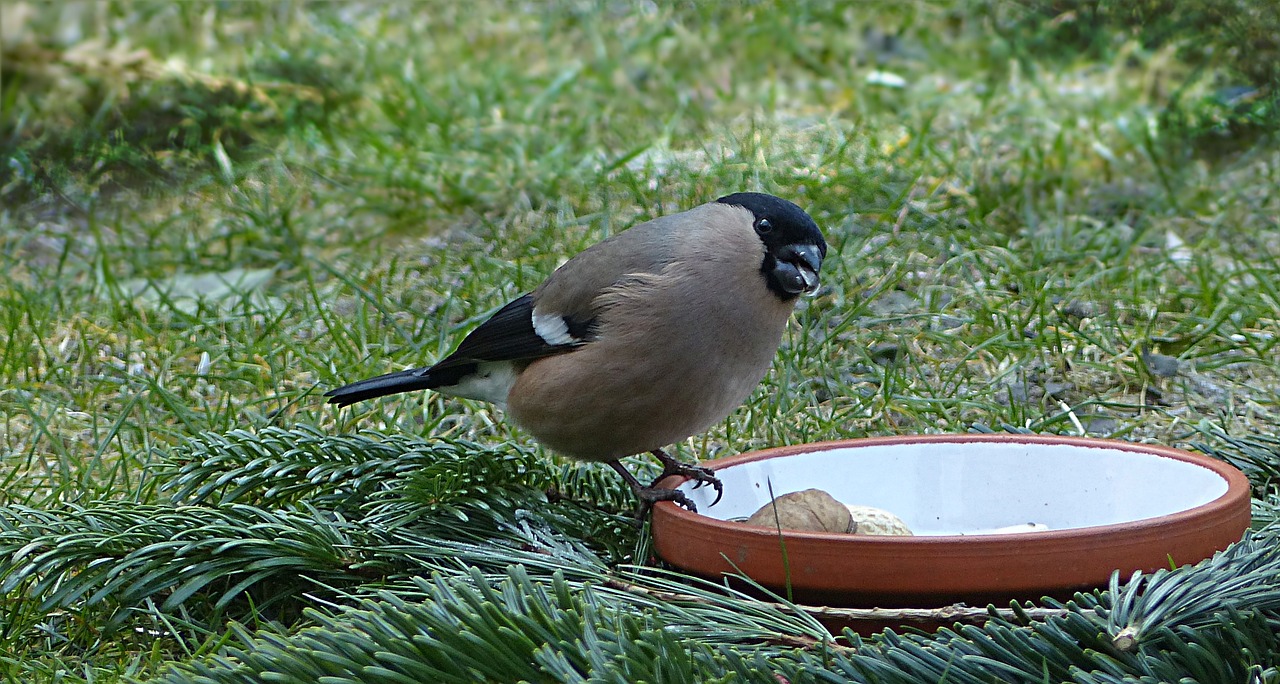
<box><xmin>1</xmin><ymin>1</ymin><xmax>1278</xmax><ymax>681</ymax></box>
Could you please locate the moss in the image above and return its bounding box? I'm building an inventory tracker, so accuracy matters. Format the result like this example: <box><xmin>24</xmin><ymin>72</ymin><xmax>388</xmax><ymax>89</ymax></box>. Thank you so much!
<box><xmin>0</xmin><ymin>40</ymin><xmax>350</xmax><ymax>208</ymax></box>
<box><xmin>978</xmin><ymin>0</ymin><xmax>1279</xmax><ymax>150</ymax></box>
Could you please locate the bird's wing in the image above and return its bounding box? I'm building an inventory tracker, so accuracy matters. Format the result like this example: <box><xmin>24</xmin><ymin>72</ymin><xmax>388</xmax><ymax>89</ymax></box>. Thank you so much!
<box><xmin>436</xmin><ymin>208</ymin><xmax>693</xmax><ymax>371</ymax></box>
<box><xmin>430</xmin><ymin>294</ymin><xmax>587</xmax><ymax>370</ymax></box>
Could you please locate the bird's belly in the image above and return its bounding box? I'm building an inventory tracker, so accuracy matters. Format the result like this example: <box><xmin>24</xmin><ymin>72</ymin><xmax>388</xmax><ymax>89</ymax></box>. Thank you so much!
<box><xmin>504</xmin><ymin>328</ymin><xmax>783</xmax><ymax>461</ymax></box>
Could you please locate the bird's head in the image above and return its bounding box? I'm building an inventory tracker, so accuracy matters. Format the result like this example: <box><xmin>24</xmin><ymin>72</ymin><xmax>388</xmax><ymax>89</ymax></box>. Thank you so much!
<box><xmin>717</xmin><ymin>192</ymin><xmax>827</xmax><ymax>300</ymax></box>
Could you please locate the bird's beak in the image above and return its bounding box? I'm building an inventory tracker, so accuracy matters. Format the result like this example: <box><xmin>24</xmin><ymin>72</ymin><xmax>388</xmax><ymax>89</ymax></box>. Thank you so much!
<box><xmin>773</xmin><ymin>243</ymin><xmax>823</xmax><ymax>295</ymax></box>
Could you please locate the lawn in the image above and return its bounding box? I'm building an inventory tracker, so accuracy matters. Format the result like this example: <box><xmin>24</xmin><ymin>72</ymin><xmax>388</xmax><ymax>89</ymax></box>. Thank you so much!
<box><xmin>2</xmin><ymin>1</ymin><xmax>1279</xmax><ymax>681</ymax></box>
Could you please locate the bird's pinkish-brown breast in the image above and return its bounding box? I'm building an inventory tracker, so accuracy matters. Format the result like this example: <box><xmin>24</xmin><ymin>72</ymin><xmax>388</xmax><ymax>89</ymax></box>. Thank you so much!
<box><xmin>506</xmin><ymin>206</ymin><xmax>798</xmax><ymax>461</ymax></box>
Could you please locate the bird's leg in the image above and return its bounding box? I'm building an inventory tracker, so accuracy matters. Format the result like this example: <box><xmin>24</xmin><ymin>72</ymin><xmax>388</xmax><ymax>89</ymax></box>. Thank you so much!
<box><xmin>648</xmin><ymin>448</ymin><xmax>723</xmax><ymax>507</ymax></box>
<box><xmin>608</xmin><ymin>459</ymin><xmax>697</xmax><ymax>519</ymax></box>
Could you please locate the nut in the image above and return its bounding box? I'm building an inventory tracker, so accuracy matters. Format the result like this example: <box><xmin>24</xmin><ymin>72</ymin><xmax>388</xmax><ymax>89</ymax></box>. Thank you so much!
<box><xmin>845</xmin><ymin>505</ymin><xmax>913</xmax><ymax>536</ymax></box>
<box><xmin>745</xmin><ymin>489</ymin><xmax>853</xmax><ymax>533</ymax></box>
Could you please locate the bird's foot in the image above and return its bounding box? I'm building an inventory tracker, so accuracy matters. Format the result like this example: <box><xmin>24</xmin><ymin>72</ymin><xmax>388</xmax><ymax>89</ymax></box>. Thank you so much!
<box><xmin>649</xmin><ymin>448</ymin><xmax>723</xmax><ymax>507</ymax></box>
<box><xmin>607</xmin><ymin>459</ymin><xmax>699</xmax><ymax>521</ymax></box>
<box><xmin>633</xmin><ymin>485</ymin><xmax>698</xmax><ymax>521</ymax></box>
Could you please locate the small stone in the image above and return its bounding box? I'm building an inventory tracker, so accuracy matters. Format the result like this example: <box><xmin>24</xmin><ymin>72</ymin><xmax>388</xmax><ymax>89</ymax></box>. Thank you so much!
<box><xmin>934</xmin><ymin>315</ymin><xmax>965</xmax><ymax>330</ymax></box>
<box><xmin>1186</xmin><ymin>373</ymin><xmax>1227</xmax><ymax>401</ymax></box>
<box><xmin>1061</xmin><ymin>300</ymin><xmax>1099</xmax><ymax>319</ymax></box>
<box><xmin>869</xmin><ymin>289</ymin><xmax>917</xmax><ymax>315</ymax></box>
<box><xmin>870</xmin><ymin>342</ymin><xmax>900</xmax><ymax>364</ymax></box>
<box><xmin>1081</xmin><ymin>415</ymin><xmax>1119</xmax><ymax>435</ymax></box>
<box><xmin>1141</xmin><ymin>384</ymin><xmax>1167</xmax><ymax>406</ymax></box>
<box><xmin>1141</xmin><ymin>351</ymin><xmax>1181</xmax><ymax>378</ymax></box>
<box><xmin>744</xmin><ymin>489</ymin><xmax>852</xmax><ymax>533</ymax></box>
<box><xmin>1043</xmin><ymin>380</ymin><xmax>1073</xmax><ymax>399</ymax></box>
<box><xmin>1004</xmin><ymin>380</ymin><xmax>1031</xmax><ymax>404</ymax></box>
<box><xmin>845</xmin><ymin>505</ymin><xmax>913</xmax><ymax>536</ymax></box>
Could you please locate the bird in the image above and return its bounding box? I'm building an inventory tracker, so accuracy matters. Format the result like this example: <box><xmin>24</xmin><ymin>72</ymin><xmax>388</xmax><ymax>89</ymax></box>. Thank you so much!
<box><xmin>325</xmin><ymin>192</ymin><xmax>826</xmax><ymax>515</ymax></box>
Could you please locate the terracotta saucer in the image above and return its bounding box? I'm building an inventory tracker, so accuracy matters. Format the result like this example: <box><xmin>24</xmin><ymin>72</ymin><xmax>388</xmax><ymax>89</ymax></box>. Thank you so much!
<box><xmin>651</xmin><ymin>434</ymin><xmax>1251</xmax><ymax>609</ymax></box>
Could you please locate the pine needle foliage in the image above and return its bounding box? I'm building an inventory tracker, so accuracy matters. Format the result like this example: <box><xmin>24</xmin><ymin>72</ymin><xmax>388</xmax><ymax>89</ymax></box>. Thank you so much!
<box><xmin>161</xmin><ymin>425</ymin><xmax>638</xmax><ymax>517</ymax></box>
<box><xmin>156</xmin><ymin>428</ymin><xmax>1280</xmax><ymax>682</ymax></box>
<box><xmin>0</xmin><ymin>428</ymin><xmax>639</xmax><ymax>653</ymax></box>
<box><xmin>4</xmin><ymin>428</ymin><xmax>1280</xmax><ymax>681</ymax></box>
<box><xmin>1191</xmin><ymin>423</ymin><xmax>1280</xmax><ymax>497</ymax></box>
<box><xmin>151</xmin><ymin>532</ymin><xmax>1280</xmax><ymax>684</ymax></box>
<box><xmin>158</xmin><ymin>568</ymin><xmax>739</xmax><ymax>684</ymax></box>
<box><xmin>0</xmin><ymin>502</ymin><xmax>379</xmax><ymax>627</ymax></box>
<box><xmin>161</xmin><ymin>426</ymin><xmax>552</xmax><ymax>522</ymax></box>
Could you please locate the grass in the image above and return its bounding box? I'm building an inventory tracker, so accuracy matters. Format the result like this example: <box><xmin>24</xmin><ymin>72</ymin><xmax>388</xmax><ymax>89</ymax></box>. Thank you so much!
<box><xmin>2</xmin><ymin>0</ymin><xmax>1279</xmax><ymax>680</ymax></box>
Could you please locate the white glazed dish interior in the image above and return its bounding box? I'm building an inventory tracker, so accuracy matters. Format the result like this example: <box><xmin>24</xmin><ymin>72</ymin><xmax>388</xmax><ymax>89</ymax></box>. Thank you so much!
<box><xmin>682</xmin><ymin>441</ymin><xmax>1230</xmax><ymax>536</ymax></box>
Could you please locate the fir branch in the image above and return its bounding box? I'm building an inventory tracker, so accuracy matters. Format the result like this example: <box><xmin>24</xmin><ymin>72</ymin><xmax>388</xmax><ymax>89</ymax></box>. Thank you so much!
<box><xmin>549</xmin><ymin>457</ymin><xmax>660</xmax><ymax>513</ymax></box>
<box><xmin>145</xmin><ymin>526</ymin><xmax>1280</xmax><ymax>683</ymax></box>
<box><xmin>158</xmin><ymin>427</ymin><xmax>638</xmax><ymax>545</ymax></box>
<box><xmin>1254</xmin><ymin>491</ymin><xmax>1280</xmax><ymax>529</ymax></box>
<box><xmin>0</xmin><ymin>435</ymin><xmax>641</xmax><ymax>647</ymax></box>
<box><xmin>0</xmin><ymin>502</ymin><xmax>388</xmax><ymax>629</ymax></box>
<box><xmin>1102</xmin><ymin>527</ymin><xmax>1280</xmax><ymax>647</ymax></box>
<box><xmin>1190</xmin><ymin>422</ymin><xmax>1280</xmax><ymax>493</ymax></box>
<box><xmin>159</xmin><ymin>426</ymin><xmax>548</xmax><ymax>512</ymax></box>
<box><xmin>152</xmin><ymin>568</ymin><xmax>737</xmax><ymax>684</ymax></box>
<box><xmin>8</xmin><ymin>425</ymin><xmax>1279</xmax><ymax>681</ymax></box>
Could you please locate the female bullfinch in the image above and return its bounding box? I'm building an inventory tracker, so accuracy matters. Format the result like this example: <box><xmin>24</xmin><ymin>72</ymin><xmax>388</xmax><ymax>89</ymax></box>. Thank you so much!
<box><xmin>326</xmin><ymin>192</ymin><xmax>826</xmax><ymax>515</ymax></box>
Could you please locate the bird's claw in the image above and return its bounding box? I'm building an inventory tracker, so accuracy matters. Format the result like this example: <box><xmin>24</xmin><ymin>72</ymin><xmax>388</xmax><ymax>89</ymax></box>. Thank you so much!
<box><xmin>648</xmin><ymin>459</ymin><xmax>724</xmax><ymax>508</ymax></box>
<box><xmin>633</xmin><ymin>486</ymin><xmax>697</xmax><ymax>521</ymax></box>
<box><xmin>682</xmin><ymin>465</ymin><xmax>724</xmax><ymax>507</ymax></box>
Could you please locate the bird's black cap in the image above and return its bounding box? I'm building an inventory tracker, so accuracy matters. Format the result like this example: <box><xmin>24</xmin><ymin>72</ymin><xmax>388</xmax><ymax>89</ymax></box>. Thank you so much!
<box><xmin>718</xmin><ymin>192</ymin><xmax>827</xmax><ymax>300</ymax></box>
<box><xmin>716</xmin><ymin>192</ymin><xmax>827</xmax><ymax>257</ymax></box>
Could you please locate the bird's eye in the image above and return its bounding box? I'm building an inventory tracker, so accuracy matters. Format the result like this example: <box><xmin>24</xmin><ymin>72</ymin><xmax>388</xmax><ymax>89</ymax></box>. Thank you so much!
<box><xmin>755</xmin><ymin>218</ymin><xmax>773</xmax><ymax>234</ymax></box>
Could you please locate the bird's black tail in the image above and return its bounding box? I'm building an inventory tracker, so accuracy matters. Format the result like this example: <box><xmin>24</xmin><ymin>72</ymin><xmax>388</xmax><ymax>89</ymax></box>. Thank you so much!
<box><xmin>324</xmin><ymin>368</ymin><xmax>436</xmax><ymax>407</ymax></box>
